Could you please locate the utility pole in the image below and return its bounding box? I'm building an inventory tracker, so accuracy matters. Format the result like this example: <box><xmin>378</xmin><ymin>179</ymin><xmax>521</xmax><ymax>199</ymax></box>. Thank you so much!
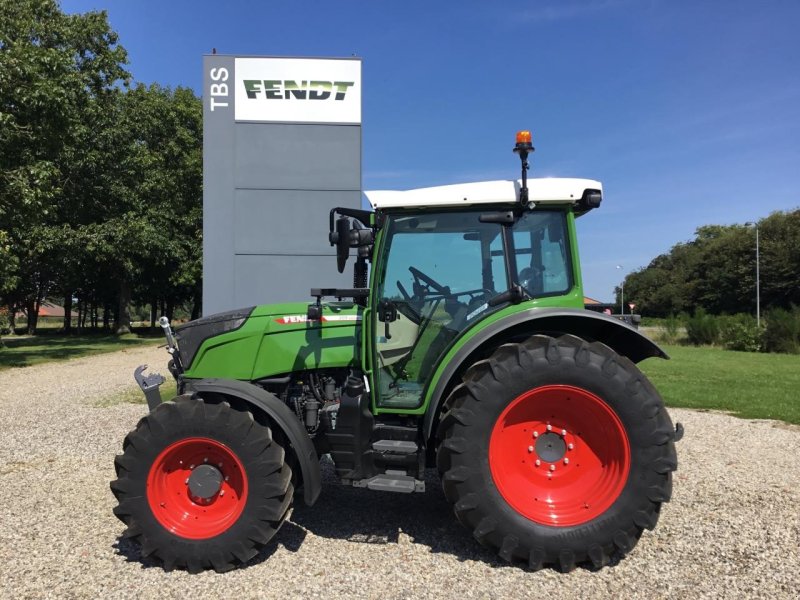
<box><xmin>616</xmin><ymin>265</ymin><xmax>624</xmax><ymax>316</ymax></box>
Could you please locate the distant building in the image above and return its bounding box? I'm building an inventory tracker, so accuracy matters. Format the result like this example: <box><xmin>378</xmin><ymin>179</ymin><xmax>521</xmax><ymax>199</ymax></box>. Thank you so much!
<box><xmin>15</xmin><ymin>302</ymin><xmax>75</xmax><ymax>320</ymax></box>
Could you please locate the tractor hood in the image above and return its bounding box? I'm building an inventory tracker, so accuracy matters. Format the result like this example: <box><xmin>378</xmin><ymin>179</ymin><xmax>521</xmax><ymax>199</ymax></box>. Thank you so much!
<box><xmin>176</xmin><ymin>301</ymin><xmax>363</xmax><ymax>380</ymax></box>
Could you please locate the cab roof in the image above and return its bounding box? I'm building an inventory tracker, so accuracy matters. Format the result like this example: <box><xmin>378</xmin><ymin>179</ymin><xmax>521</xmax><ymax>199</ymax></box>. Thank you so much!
<box><xmin>364</xmin><ymin>178</ymin><xmax>602</xmax><ymax>210</ymax></box>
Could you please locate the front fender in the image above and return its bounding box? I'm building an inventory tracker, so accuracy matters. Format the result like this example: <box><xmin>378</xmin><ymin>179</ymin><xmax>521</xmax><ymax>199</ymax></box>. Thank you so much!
<box><xmin>422</xmin><ymin>308</ymin><xmax>667</xmax><ymax>442</ymax></box>
<box><xmin>187</xmin><ymin>378</ymin><xmax>321</xmax><ymax>506</ymax></box>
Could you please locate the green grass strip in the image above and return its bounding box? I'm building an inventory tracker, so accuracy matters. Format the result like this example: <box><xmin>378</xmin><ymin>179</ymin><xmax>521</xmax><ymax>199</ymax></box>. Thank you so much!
<box><xmin>0</xmin><ymin>334</ymin><xmax>157</xmax><ymax>370</ymax></box>
<box><xmin>640</xmin><ymin>344</ymin><xmax>800</xmax><ymax>424</ymax></box>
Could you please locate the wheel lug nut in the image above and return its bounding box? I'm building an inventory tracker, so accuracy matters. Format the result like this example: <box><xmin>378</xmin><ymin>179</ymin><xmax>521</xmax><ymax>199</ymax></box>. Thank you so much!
<box><xmin>535</xmin><ymin>459</ymin><xmax>541</xmax><ymax>467</ymax></box>
<box><xmin>527</xmin><ymin>445</ymin><xmax>534</xmax><ymax>453</ymax></box>
<box><xmin>568</xmin><ymin>443</ymin><xmax>574</xmax><ymax>450</ymax></box>
<box><xmin>563</xmin><ymin>458</ymin><xmax>570</xmax><ymax>465</ymax></box>
<box><xmin>224</xmin><ymin>475</ymin><xmax>229</xmax><ymax>481</ymax></box>
<box><xmin>189</xmin><ymin>464</ymin><xmax>195</xmax><ymax>470</ymax></box>
<box><xmin>561</xmin><ymin>429</ymin><xmax>567</xmax><ymax>436</ymax></box>
<box><xmin>204</xmin><ymin>457</ymin><xmax>208</xmax><ymax>463</ymax></box>
<box><xmin>218</xmin><ymin>462</ymin><xmax>223</xmax><ymax>468</ymax></box>
<box><xmin>549</xmin><ymin>464</ymin><xmax>555</xmax><ymax>472</ymax></box>
<box><xmin>533</xmin><ymin>431</ymin><xmax>539</xmax><ymax>438</ymax></box>
<box><xmin>219</xmin><ymin>490</ymin><xmax>225</xmax><ymax>497</ymax></box>
<box><xmin>546</xmin><ymin>424</ymin><xmax>552</xmax><ymax>431</ymax></box>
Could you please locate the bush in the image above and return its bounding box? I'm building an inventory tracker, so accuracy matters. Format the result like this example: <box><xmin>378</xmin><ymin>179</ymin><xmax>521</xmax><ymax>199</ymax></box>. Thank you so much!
<box><xmin>719</xmin><ymin>314</ymin><xmax>761</xmax><ymax>352</ymax></box>
<box><xmin>685</xmin><ymin>308</ymin><xmax>719</xmax><ymax>345</ymax></box>
<box><xmin>663</xmin><ymin>314</ymin><xmax>682</xmax><ymax>343</ymax></box>
<box><xmin>761</xmin><ymin>307</ymin><xmax>800</xmax><ymax>354</ymax></box>
<box><xmin>651</xmin><ymin>313</ymin><xmax>683</xmax><ymax>344</ymax></box>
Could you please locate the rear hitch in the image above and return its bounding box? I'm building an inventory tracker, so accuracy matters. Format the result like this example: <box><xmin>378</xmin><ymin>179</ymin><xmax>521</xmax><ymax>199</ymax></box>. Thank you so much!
<box><xmin>134</xmin><ymin>364</ymin><xmax>166</xmax><ymax>411</ymax></box>
<box><xmin>674</xmin><ymin>422</ymin><xmax>685</xmax><ymax>442</ymax></box>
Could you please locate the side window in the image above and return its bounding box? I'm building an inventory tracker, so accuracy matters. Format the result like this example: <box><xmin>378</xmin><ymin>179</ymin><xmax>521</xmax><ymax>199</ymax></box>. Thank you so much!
<box><xmin>541</xmin><ymin>227</ymin><xmax>568</xmax><ymax>292</ymax></box>
<box><xmin>513</xmin><ymin>211</ymin><xmax>571</xmax><ymax>297</ymax></box>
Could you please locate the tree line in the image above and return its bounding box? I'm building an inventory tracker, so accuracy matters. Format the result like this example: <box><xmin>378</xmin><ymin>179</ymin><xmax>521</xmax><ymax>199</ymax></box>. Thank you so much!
<box><xmin>0</xmin><ymin>0</ymin><xmax>202</xmax><ymax>334</ymax></box>
<box><xmin>619</xmin><ymin>208</ymin><xmax>800</xmax><ymax>318</ymax></box>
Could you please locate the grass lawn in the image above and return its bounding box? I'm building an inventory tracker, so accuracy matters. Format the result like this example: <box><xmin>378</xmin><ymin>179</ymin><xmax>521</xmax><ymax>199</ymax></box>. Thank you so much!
<box><xmin>0</xmin><ymin>333</ymin><xmax>158</xmax><ymax>370</ymax></box>
<box><xmin>640</xmin><ymin>344</ymin><xmax>800</xmax><ymax>425</ymax></box>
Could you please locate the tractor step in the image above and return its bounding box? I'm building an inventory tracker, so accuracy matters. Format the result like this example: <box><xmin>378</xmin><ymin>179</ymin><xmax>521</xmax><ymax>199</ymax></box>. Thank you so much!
<box><xmin>371</xmin><ymin>439</ymin><xmax>418</xmax><ymax>454</ymax></box>
<box><xmin>351</xmin><ymin>470</ymin><xmax>425</xmax><ymax>493</ymax></box>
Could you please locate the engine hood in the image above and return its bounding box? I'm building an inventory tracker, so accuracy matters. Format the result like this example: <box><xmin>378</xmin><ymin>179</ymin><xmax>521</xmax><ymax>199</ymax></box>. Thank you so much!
<box><xmin>176</xmin><ymin>301</ymin><xmax>364</xmax><ymax>379</ymax></box>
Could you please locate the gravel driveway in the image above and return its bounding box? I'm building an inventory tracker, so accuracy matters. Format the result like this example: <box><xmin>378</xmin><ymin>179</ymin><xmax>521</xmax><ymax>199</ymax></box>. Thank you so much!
<box><xmin>0</xmin><ymin>345</ymin><xmax>798</xmax><ymax>599</ymax></box>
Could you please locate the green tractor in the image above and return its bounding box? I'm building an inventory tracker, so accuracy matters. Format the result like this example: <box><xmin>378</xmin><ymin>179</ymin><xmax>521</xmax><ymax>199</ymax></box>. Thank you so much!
<box><xmin>112</xmin><ymin>131</ymin><xmax>682</xmax><ymax>573</ymax></box>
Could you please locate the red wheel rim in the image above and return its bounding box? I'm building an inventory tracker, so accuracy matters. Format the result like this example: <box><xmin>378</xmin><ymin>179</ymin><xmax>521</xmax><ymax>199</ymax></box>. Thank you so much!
<box><xmin>489</xmin><ymin>385</ymin><xmax>630</xmax><ymax>527</ymax></box>
<box><xmin>146</xmin><ymin>437</ymin><xmax>248</xmax><ymax>539</ymax></box>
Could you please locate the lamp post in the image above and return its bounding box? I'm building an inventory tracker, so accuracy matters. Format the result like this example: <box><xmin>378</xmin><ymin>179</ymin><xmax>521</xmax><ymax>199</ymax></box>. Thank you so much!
<box><xmin>744</xmin><ymin>222</ymin><xmax>761</xmax><ymax>328</ymax></box>
<box><xmin>616</xmin><ymin>265</ymin><xmax>624</xmax><ymax>316</ymax></box>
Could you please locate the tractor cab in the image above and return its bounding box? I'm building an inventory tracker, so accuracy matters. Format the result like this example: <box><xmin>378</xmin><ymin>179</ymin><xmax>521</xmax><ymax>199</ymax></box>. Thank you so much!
<box><xmin>326</xmin><ymin>131</ymin><xmax>603</xmax><ymax>410</ymax></box>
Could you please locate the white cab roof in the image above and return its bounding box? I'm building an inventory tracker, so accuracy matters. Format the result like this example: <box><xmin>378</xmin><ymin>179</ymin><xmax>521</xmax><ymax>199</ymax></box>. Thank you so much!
<box><xmin>365</xmin><ymin>178</ymin><xmax>602</xmax><ymax>210</ymax></box>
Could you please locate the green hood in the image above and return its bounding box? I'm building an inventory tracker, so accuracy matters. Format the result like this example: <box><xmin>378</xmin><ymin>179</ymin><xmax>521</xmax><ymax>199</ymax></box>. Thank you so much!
<box><xmin>180</xmin><ymin>301</ymin><xmax>363</xmax><ymax>380</ymax></box>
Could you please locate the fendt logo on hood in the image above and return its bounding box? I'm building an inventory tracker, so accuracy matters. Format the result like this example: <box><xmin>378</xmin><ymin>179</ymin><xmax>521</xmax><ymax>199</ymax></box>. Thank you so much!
<box><xmin>243</xmin><ymin>80</ymin><xmax>355</xmax><ymax>101</ymax></box>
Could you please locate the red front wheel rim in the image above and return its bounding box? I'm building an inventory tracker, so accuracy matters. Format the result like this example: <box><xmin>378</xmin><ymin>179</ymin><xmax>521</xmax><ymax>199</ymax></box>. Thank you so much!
<box><xmin>146</xmin><ymin>437</ymin><xmax>248</xmax><ymax>539</ymax></box>
<box><xmin>489</xmin><ymin>385</ymin><xmax>630</xmax><ymax>527</ymax></box>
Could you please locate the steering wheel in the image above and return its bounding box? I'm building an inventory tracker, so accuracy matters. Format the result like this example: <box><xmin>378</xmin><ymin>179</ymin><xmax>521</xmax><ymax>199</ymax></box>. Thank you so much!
<box><xmin>409</xmin><ymin>266</ymin><xmax>450</xmax><ymax>297</ymax></box>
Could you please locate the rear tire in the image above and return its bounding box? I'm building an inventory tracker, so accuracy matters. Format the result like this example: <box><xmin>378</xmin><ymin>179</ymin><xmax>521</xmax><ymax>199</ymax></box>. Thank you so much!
<box><xmin>111</xmin><ymin>396</ymin><xmax>293</xmax><ymax>573</ymax></box>
<box><xmin>436</xmin><ymin>334</ymin><xmax>677</xmax><ymax>571</ymax></box>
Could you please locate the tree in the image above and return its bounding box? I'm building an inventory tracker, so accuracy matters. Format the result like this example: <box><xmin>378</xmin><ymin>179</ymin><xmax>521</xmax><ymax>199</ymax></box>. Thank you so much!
<box><xmin>622</xmin><ymin>210</ymin><xmax>800</xmax><ymax>317</ymax></box>
<box><xmin>101</xmin><ymin>84</ymin><xmax>202</xmax><ymax>332</ymax></box>
<box><xmin>1</xmin><ymin>3</ymin><xmax>203</xmax><ymax>336</ymax></box>
<box><xmin>0</xmin><ymin>0</ymin><xmax>129</xmax><ymax>333</ymax></box>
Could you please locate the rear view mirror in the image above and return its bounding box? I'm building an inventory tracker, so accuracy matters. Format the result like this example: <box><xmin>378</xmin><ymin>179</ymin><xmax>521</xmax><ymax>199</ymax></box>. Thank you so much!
<box><xmin>329</xmin><ymin>216</ymin><xmax>351</xmax><ymax>273</ymax></box>
<box><xmin>329</xmin><ymin>215</ymin><xmax>375</xmax><ymax>273</ymax></box>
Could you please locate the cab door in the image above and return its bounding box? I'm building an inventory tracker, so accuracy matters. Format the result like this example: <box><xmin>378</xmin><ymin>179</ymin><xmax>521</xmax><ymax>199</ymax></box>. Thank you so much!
<box><xmin>370</xmin><ymin>210</ymin><xmax>506</xmax><ymax>410</ymax></box>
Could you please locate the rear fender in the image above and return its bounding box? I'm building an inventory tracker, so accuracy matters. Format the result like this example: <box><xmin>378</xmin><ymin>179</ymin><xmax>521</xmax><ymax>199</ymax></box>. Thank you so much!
<box><xmin>422</xmin><ymin>308</ymin><xmax>668</xmax><ymax>442</ymax></box>
<box><xmin>186</xmin><ymin>378</ymin><xmax>321</xmax><ymax>506</ymax></box>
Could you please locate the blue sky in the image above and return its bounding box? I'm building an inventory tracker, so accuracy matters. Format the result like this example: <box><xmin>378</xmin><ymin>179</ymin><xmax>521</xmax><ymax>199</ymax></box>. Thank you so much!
<box><xmin>63</xmin><ymin>0</ymin><xmax>800</xmax><ymax>302</ymax></box>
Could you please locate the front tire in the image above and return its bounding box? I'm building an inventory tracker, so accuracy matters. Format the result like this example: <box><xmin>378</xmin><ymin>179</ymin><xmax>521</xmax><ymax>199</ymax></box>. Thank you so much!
<box><xmin>436</xmin><ymin>334</ymin><xmax>677</xmax><ymax>571</ymax></box>
<box><xmin>111</xmin><ymin>396</ymin><xmax>293</xmax><ymax>573</ymax></box>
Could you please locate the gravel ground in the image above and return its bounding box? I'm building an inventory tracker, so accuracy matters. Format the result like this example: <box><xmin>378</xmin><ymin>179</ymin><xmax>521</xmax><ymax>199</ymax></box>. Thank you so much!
<box><xmin>0</xmin><ymin>345</ymin><xmax>798</xmax><ymax>600</ymax></box>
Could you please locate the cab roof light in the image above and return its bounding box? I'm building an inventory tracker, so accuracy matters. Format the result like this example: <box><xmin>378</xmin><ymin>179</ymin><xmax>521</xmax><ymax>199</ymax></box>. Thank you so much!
<box><xmin>513</xmin><ymin>130</ymin><xmax>535</xmax><ymax>205</ymax></box>
<box><xmin>515</xmin><ymin>130</ymin><xmax>532</xmax><ymax>146</ymax></box>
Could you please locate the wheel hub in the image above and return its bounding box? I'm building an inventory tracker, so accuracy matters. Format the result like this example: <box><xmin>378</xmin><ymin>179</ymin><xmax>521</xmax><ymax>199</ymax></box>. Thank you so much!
<box><xmin>146</xmin><ymin>437</ymin><xmax>248</xmax><ymax>539</ymax></box>
<box><xmin>534</xmin><ymin>432</ymin><xmax>566</xmax><ymax>463</ymax></box>
<box><xmin>188</xmin><ymin>464</ymin><xmax>223</xmax><ymax>500</ymax></box>
<box><xmin>489</xmin><ymin>385</ymin><xmax>631</xmax><ymax>526</ymax></box>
